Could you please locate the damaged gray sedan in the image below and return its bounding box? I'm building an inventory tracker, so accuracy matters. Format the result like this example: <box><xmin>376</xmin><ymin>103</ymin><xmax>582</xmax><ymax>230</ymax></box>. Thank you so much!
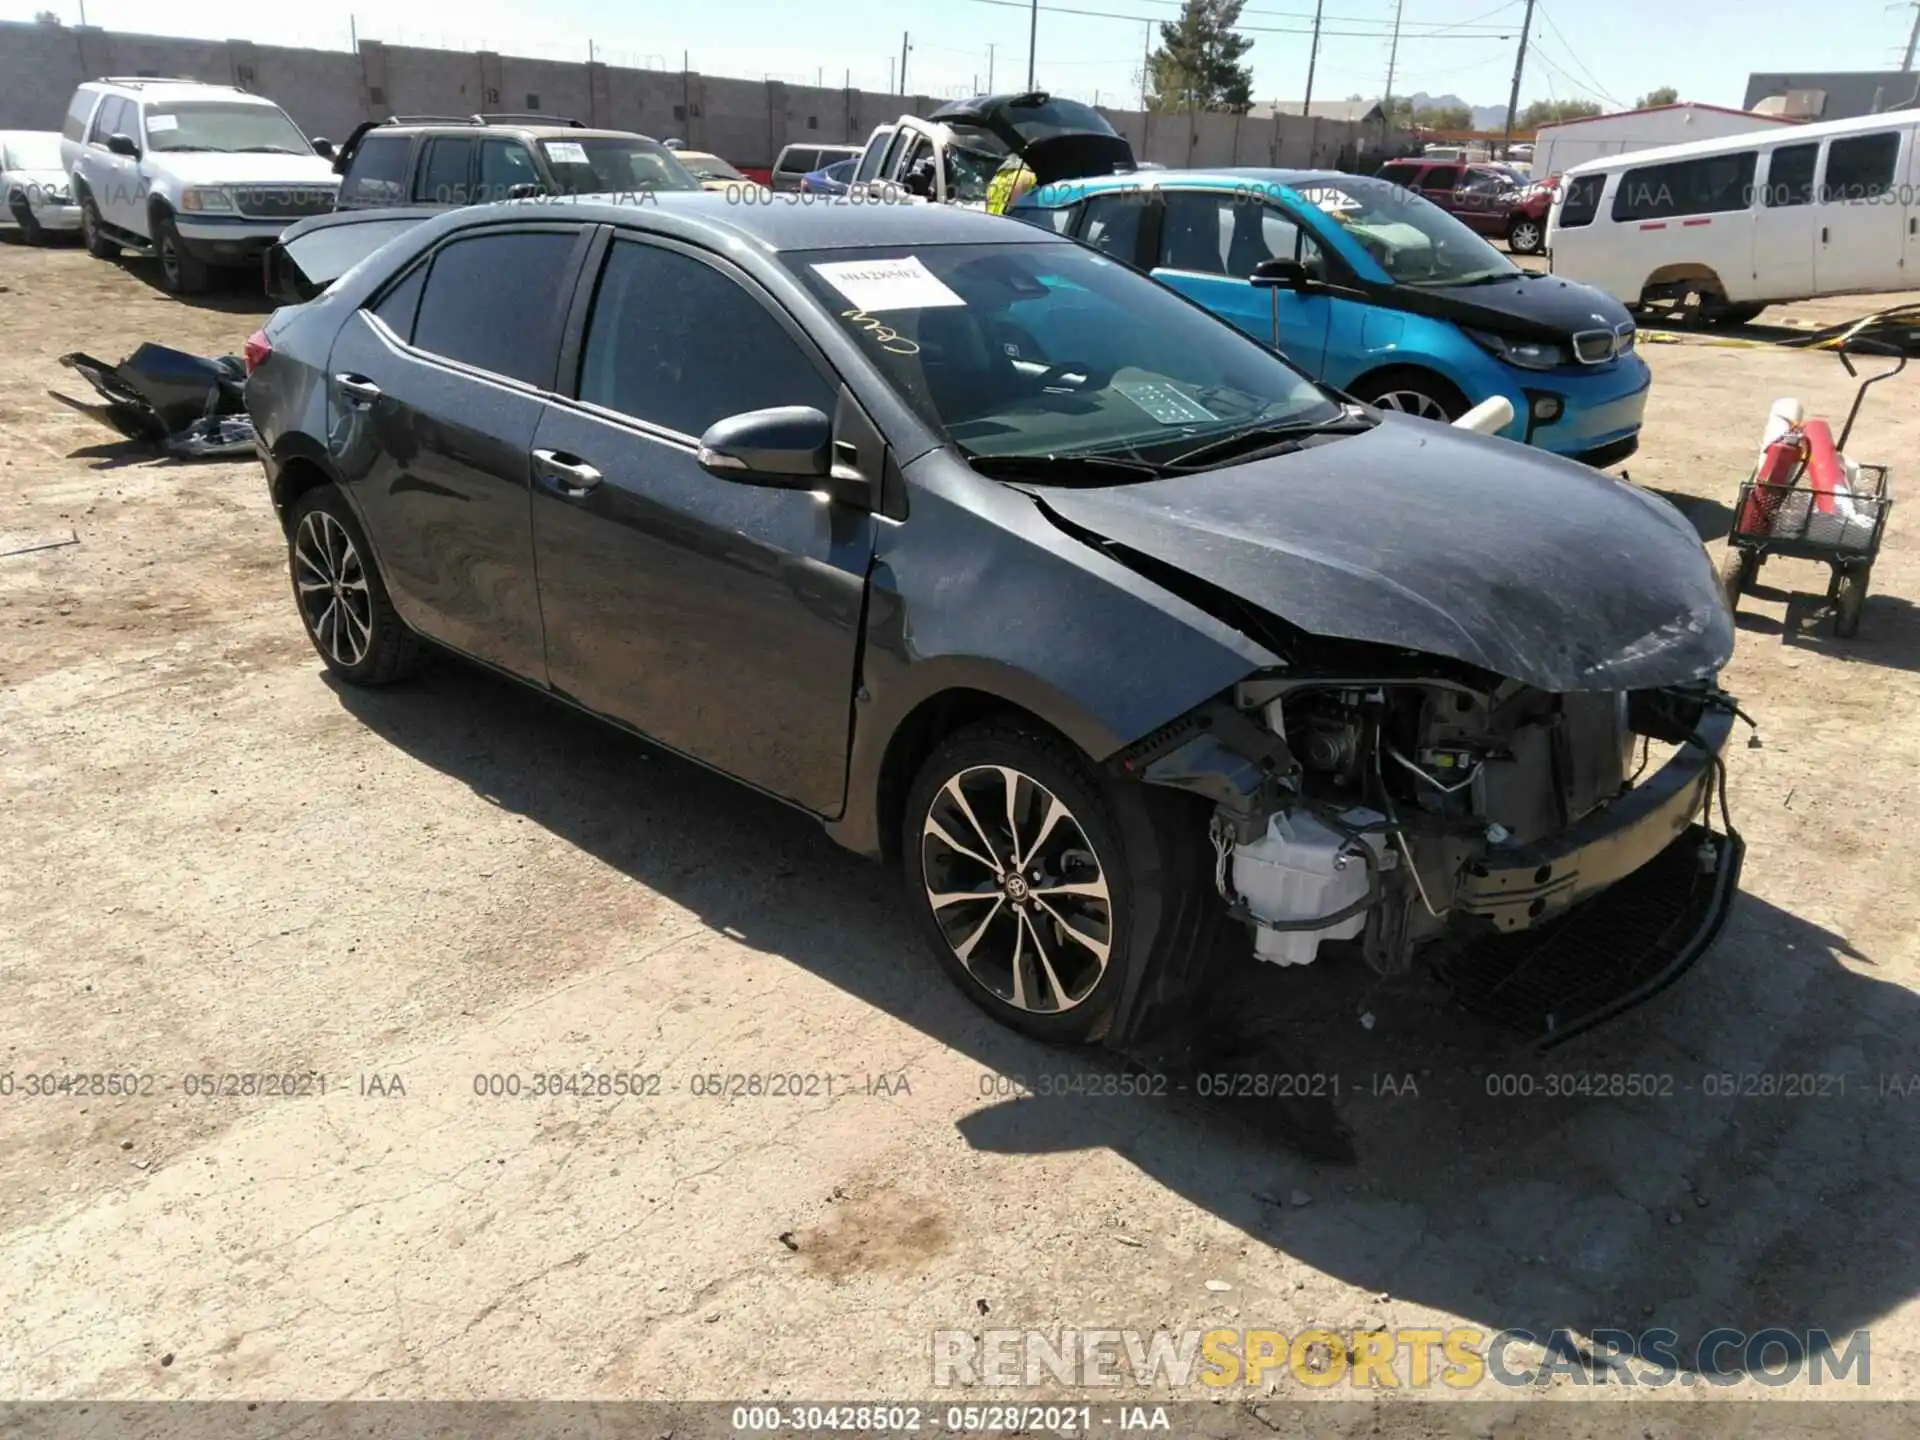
<box><xmin>244</xmin><ymin>196</ymin><xmax>1743</xmax><ymax>1055</ymax></box>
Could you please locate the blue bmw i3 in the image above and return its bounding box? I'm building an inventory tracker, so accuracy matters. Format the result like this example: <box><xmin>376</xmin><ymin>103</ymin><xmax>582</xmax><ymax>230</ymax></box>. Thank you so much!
<box><xmin>1012</xmin><ymin>169</ymin><xmax>1650</xmax><ymax>466</ymax></box>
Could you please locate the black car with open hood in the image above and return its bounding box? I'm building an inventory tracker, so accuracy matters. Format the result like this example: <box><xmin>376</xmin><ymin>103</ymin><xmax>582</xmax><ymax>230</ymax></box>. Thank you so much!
<box><xmin>927</xmin><ymin>91</ymin><xmax>1136</xmax><ymax>185</ymax></box>
<box><xmin>245</xmin><ymin>196</ymin><xmax>1743</xmax><ymax>1132</ymax></box>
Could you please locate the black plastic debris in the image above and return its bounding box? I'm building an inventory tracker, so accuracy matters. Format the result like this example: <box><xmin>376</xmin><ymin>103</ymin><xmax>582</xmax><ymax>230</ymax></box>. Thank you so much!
<box><xmin>49</xmin><ymin>345</ymin><xmax>251</xmax><ymax>460</ymax></box>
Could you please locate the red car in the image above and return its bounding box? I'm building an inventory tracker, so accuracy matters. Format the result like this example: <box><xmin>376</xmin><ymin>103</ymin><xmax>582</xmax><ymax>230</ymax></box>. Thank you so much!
<box><xmin>1374</xmin><ymin>158</ymin><xmax>1554</xmax><ymax>255</ymax></box>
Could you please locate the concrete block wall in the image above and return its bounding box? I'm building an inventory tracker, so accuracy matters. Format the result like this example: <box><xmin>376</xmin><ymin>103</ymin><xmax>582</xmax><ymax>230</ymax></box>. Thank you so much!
<box><xmin>0</xmin><ymin>19</ymin><xmax>1389</xmax><ymax>171</ymax></box>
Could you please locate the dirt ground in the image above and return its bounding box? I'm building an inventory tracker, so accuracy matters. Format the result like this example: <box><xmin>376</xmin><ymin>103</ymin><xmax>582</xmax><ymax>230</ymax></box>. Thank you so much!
<box><xmin>2</xmin><ymin>231</ymin><xmax>1918</xmax><ymax>1423</ymax></box>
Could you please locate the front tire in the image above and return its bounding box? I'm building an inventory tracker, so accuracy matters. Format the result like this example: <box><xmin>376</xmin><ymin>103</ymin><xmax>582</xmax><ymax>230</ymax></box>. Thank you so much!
<box><xmin>287</xmin><ymin>485</ymin><xmax>423</xmax><ymax>685</ymax></box>
<box><xmin>1351</xmin><ymin>368</ymin><xmax>1469</xmax><ymax>425</ymax></box>
<box><xmin>154</xmin><ymin>212</ymin><xmax>212</xmax><ymax>295</ymax></box>
<box><xmin>9</xmin><ymin>193</ymin><xmax>47</xmax><ymax>245</ymax></box>
<box><xmin>80</xmin><ymin>195</ymin><xmax>119</xmax><ymax>258</ymax></box>
<box><xmin>904</xmin><ymin>722</ymin><xmax>1131</xmax><ymax>1044</ymax></box>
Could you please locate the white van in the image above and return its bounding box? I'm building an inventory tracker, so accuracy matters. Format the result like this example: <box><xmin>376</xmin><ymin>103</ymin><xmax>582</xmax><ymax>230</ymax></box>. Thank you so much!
<box><xmin>1545</xmin><ymin>110</ymin><xmax>1918</xmax><ymax>323</ymax></box>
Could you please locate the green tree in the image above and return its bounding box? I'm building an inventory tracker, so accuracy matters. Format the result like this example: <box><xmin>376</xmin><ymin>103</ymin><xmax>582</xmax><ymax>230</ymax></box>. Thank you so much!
<box><xmin>1414</xmin><ymin>104</ymin><xmax>1473</xmax><ymax>129</ymax></box>
<box><xmin>1636</xmin><ymin>85</ymin><xmax>1680</xmax><ymax>107</ymax></box>
<box><xmin>1518</xmin><ymin>98</ymin><xmax>1602</xmax><ymax>128</ymax></box>
<box><xmin>1147</xmin><ymin>0</ymin><xmax>1256</xmax><ymax>114</ymax></box>
<box><xmin>35</xmin><ymin>8</ymin><xmax>63</xmax><ymax>20</ymax></box>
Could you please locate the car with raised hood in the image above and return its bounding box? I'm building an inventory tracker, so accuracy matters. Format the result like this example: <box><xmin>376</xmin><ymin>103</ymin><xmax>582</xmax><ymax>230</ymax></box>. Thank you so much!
<box><xmin>243</xmin><ymin>194</ymin><xmax>1743</xmax><ymax>1059</ymax></box>
<box><xmin>330</xmin><ymin>115</ymin><xmax>700</xmax><ymax>211</ymax></box>
<box><xmin>854</xmin><ymin>91</ymin><xmax>1135</xmax><ymax>206</ymax></box>
<box><xmin>1016</xmin><ymin>169</ymin><xmax>1650</xmax><ymax>466</ymax></box>
<box><xmin>59</xmin><ymin>78</ymin><xmax>340</xmax><ymax>294</ymax></box>
<box><xmin>2</xmin><ymin>130</ymin><xmax>81</xmax><ymax>243</ymax></box>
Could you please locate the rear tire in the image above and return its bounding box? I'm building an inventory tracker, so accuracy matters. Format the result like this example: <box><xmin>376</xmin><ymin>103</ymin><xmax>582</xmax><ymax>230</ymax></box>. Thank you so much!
<box><xmin>1506</xmin><ymin>215</ymin><xmax>1545</xmax><ymax>255</ymax></box>
<box><xmin>903</xmin><ymin>721</ymin><xmax>1135</xmax><ymax>1044</ymax></box>
<box><xmin>1351</xmin><ymin>368</ymin><xmax>1470</xmax><ymax>425</ymax></box>
<box><xmin>80</xmin><ymin>195</ymin><xmax>118</xmax><ymax>258</ymax></box>
<box><xmin>286</xmin><ymin>485</ymin><xmax>424</xmax><ymax>685</ymax></box>
<box><xmin>154</xmin><ymin>212</ymin><xmax>212</xmax><ymax>295</ymax></box>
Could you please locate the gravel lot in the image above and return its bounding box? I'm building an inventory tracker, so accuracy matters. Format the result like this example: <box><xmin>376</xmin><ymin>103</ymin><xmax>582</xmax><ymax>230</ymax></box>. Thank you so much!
<box><xmin>2</xmin><ymin>231</ymin><xmax>1917</xmax><ymax>1419</ymax></box>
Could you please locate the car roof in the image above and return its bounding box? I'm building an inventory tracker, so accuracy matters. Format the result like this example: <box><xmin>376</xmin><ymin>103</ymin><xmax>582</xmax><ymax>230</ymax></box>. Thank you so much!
<box><xmin>1026</xmin><ymin>167</ymin><xmax>1362</xmax><ymax>201</ymax></box>
<box><xmin>416</xmin><ymin>190</ymin><xmax>1064</xmax><ymax>252</ymax></box>
<box><xmin>379</xmin><ymin>124</ymin><xmax>658</xmax><ymax>142</ymax></box>
<box><xmin>85</xmin><ymin>80</ymin><xmax>276</xmax><ymax>105</ymax></box>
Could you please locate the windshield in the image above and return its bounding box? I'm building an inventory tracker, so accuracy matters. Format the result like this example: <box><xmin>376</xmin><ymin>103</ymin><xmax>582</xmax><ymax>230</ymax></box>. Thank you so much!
<box><xmin>540</xmin><ymin>137</ymin><xmax>699</xmax><ymax>194</ymax></box>
<box><xmin>1285</xmin><ymin>175</ymin><xmax>1517</xmax><ymax>287</ymax></box>
<box><xmin>144</xmin><ymin>103</ymin><xmax>311</xmax><ymax>155</ymax></box>
<box><xmin>784</xmin><ymin>242</ymin><xmax>1340</xmax><ymax>471</ymax></box>
<box><xmin>678</xmin><ymin>152</ymin><xmax>744</xmax><ymax>182</ymax></box>
<box><xmin>4</xmin><ymin>133</ymin><xmax>65</xmax><ymax>169</ymax></box>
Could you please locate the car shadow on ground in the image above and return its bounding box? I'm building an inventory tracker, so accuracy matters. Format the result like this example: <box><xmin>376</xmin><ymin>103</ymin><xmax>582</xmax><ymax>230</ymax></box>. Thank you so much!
<box><xmin>1645</xmin><ymin>487</ymin><xmax>1735</xmax><ymax>545</ymax></box>
<box><xmin>118</xmin><ymin>255</ymin><xmax>274</xmax><ymax>316</ymax></box>
<box><xmin>328</xmin><ymin>657</ymin><xmax>1920</xmax><ymax>1382</ymax></box>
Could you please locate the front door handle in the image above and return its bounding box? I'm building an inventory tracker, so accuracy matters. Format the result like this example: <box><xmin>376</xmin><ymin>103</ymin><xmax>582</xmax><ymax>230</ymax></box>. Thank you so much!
<box><xmin>335</xmin><ymin>372</ymin><xmax>382</xmax><ymax>405</ymax></box>
<box><xmin>533</xmin><ymin>448</ymin><xmax>604</xmax><ymax>496</ymax></box>
<box><xmin>1821</xmin><ymin>226</ymin><xmax>1830</xmax><ymax>245</ymax></box>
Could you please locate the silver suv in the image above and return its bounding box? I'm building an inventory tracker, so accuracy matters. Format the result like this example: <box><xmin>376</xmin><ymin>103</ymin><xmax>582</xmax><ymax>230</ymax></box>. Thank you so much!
<box><xmin>60</xmin><ymin>77</ymin><xmax>339</xmax><ymax>294</ymax></box>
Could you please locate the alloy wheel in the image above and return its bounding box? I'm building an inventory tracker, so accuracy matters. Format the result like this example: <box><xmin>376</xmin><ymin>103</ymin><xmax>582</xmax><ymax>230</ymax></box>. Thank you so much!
<box><xmin>1510</xmin><ymin>220</ymin><xmax>1541</xmax><ymax>253</ymax></box>
<box><xmin>293</xmin><ymin>510</ymin><xmax>374</xmax><ymax>667</ymax></box>
<box><xmin>920</xmin><ymin>764</ymin><xmax>1113</xmax><ymax>1014</ymax></box>
<box><xmin>1371</xmin><ymin>389</ymin><xmax>1452</xmax><ymax>421</ymax></box>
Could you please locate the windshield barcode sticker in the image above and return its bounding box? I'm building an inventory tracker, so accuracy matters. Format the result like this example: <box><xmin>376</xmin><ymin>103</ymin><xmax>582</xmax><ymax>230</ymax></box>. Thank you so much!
<box><xmin>145</xmin><ymin>115</ymin><xmax>180</xmax><ymax>133</ymax></box>
<box><xmin>545</xmin><ymin>141</ymin><xmax>588</xmax><ymax>164</ymax></box>
<box><xmin>811</xmin><ymin>256</ymin><xmax>964</xmax><ymax>312</ymax></box>
<box><xmin>1114</xmin><ymin>380</ymin><xmax>1217</xmax><ymax>426</ymax></box>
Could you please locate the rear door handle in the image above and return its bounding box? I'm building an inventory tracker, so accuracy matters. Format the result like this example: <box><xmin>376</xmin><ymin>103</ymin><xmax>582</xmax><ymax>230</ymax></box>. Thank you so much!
<box><xmin>532</xmin><ymin>448</ymin><xmax>604</xmax><ymax>496</ymax></box>
<box><xmin>1821</xmin><ymin>227</ymin><xmax>1830</xmax><ymax>245</ymax></box>
<box><xmin>335</xmin><ymin>372</ymin><xmax>381</xmax><ymax>405</ymax></box>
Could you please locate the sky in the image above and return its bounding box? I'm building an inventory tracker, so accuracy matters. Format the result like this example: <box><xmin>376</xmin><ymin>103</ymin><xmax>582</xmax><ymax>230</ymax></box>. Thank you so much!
<box><xmin>7</xmin><ymin>0</ymin><xmax>1917</xmax><ymax>117</ymax></box>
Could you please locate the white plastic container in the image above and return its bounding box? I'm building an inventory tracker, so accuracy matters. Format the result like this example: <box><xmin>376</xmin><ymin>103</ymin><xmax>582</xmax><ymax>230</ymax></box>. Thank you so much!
<box><xmin>1233</xmin><ymin>809</ymin><xmax>1388</xmax><ymax>967</ymax></box>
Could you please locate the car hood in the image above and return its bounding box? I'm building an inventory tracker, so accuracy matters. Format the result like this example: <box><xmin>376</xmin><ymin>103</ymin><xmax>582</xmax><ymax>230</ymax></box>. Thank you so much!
<box><xmin>1396</xmin><ymin>271</ymin><xmax>1634</xmax><ymax>344</ymax></box>
<box><xmin>1031</xmin><ymin>415</ymin><xmax>1733</xmax><ymax>693</ymax></box>
<box><xmin>7</xmin><ymin>167</ymin><xmax>69</xmax><ymax>190</ymax></box>
<box><xmin>150</xmin><ymin>152</ymin><xmax>339</xmax><ymax>186</ymax></box>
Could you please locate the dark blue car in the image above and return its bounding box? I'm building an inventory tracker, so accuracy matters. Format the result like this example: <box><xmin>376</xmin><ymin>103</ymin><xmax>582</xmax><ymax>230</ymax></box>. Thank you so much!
<box><xmin>799</xmin><ymin>157</ymin><xmax>859</xmax><ymax>195</ymax></box>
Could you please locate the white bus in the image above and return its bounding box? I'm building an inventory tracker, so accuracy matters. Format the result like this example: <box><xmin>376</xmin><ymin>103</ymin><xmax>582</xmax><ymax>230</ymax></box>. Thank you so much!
<box><xmin>1545</xmin><ymin>109</ymin><xmax>1919</xmax><ymax>324</ymax></box>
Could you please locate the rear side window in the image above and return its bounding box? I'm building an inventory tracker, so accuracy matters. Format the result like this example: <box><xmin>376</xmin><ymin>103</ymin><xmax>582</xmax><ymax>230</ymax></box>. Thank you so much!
<box><xmin>414</xmin><ymin>137</ymin><xmax>473</xmax><ymax>205</ymax></box>
<box><xmin>1376</xmin><ymin>162</ymin><xmax>1418</xmax><ymax>188</ymax></box>
<box><xmin>1558</xmin><ymin>172</ymin><xmax>1604</xmax><ymax>228</ymax></box>
<box><xmin>1762</xmin><ymin>143</ymin><xmax>1817</xmax><ymax>207</ymax></box>
<box><xmin>1612</xmin><ymin>152</ymin><xmax>1757</xmax><ymax>221</ymax></box>
<box><xmin>779</xmin><ymin>147</ymin><xmax>818</xmax><ymax>175</ymax></box>
<box><xmin>411</xmin><ymin>231</ymin><xmax>579</xmax><ymax>385</ymax></box>
<box><xmin>63</xmin><ymin>89</ymin><xmax>98</xmax><ymax>143</ymax></box>
<box><xmin>1080</xmin><ymin>193</ymin><xmax>1148</xmax><ymax>264</ymax></box>
<box><xmin>1822</xmin><ymin>132</ymin><xmax>1899</xmax><ymax>203</ymax></box>
<box><xmin>341</xmin><ymin>134</ymin><xmax>413</xmax><ymax>206</ymax></box>
<box><xmin>372</xmin><ymin>262</ymin><xmax>428</xmax><ymax>341</ymax></box>
<box><xmin>578</xmin><ymin>241</ymin><xmax>833</xmax><ymax>437</ymax></box>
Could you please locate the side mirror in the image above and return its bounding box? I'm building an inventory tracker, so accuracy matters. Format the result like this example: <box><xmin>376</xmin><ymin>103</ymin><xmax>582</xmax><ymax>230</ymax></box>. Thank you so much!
<box><xmin>1252</xmin><ymin>257</ymin><xmax>1308</xmax><ymax>289</ymax></box>
<box><xmin>310</xmin><ymin>136</ymin><xmax>335</xmax><ymax>159</ymax></box>
<box><xmin>107</xmin><ymin>133</ymin><xmax>140</xmax><ymax>159</ymax></box>
<box><xmin>697</xmin><ymin>406</ymin><xmax>833</xmax><ymax>487</ymax></box>
<box><xmin>507</xmin><ymin>182</ymin><xmax>544</xmax><ymax>200</ymax></box>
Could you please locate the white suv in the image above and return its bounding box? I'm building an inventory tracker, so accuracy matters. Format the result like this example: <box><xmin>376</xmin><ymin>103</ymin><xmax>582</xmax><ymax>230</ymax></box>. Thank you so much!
<box><xmin>60</xmin><ymin>78</ymin><xmax>339</xmax><ymax>294</ymax></box>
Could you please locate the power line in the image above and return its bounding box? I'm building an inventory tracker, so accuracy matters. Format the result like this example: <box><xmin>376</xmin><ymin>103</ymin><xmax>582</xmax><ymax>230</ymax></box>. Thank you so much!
<box><xmin>953</xmin><ymin>0</ymin><xmax>1513</xmax><ymax>39</ymax></box>
<box><xmin>1534</xmin><ymin>3</ymin><xmax>1624</xmax><ymax>107</ymax></box>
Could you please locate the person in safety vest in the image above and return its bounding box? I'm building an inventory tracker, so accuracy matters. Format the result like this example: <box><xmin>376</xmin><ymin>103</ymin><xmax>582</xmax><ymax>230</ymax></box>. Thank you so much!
<box><xmin>985</xmin><ymin>155</ymin><xmax>1037</xmax><ymax>215</ymax></box>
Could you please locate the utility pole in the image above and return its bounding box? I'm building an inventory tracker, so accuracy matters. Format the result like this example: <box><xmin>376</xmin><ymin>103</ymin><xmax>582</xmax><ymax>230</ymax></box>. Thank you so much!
<box><xmin>988</xmin><ymin>43</ymin><xmax>996</xmax><ymax>91</ymax></box>
<box><xmin>1382</xmin><ymin>0</ymin><xmax>1404</xmax><ymax>111</ymax></box>
<box><xmin>899</xmin><ymin>31</ymin><xmax>910</xmax><ymax>95</ymax></box>
<box><xmin>1141</xmin><ymin>20</ymin><xmax>1152</xmax><ymax>111</ymax></box>
<box><xmin>1027</xmin><ymin>0</ymin><xmax>1039</xmax><ymax>88</ymax></box>
<box><xmin>1905</xmin><ymin>1</ymin><xmax>1920</xmax><ymax>70</ymax></box>
<box><xmin>888</xmin><ymin>56</ymin><xmax>895</xmax><ymax>93</ymax></box>
<box><xmin>1302</xmin><ymin>0</ymin><xmax>1323</xmax><ymax>115</ymax></box>
<box><xmin>1503</xmin><ymin>0</ymin><xmax>1537</xmax><ymax>146</ymax></box>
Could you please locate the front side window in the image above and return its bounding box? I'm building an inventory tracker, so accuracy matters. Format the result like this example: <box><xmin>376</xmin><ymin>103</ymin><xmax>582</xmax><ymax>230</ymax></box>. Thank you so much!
<box><xmin>1283</xmin><ymin>176</ymin><xmax>1516</xmax><ymax>286</ymax></box>
<box><xmin>414</xmin><ymin>138</ymin><xmax>473</xmax><ymax>205</ymax></box>
<box><xmin>1822</xmin><ymin>132</ymin><xmax>1899</xmax><ymax>203</ymax></box>
<box><xmin>475</xmin><ymin>139</ymin><xmax>539</xmax><ymax>202</ymax></box>
<box><xmin>143</xmin><ymin>102</ymin><xmax>311</xmax><ymax>154</ymax></box>
<box><xmin>410</xmin><ymin>230</ymin><xmax>579</xmax><ymax>385</ymax></box>
<box><xmin>785</xmin><ymin>242</ymin><xmax>1338</xmax><ymax>469</ymax></box>
<box><xmin>90</xmin><ymin>96</ymin><xmax>129</xmax><ymax>145</ymax></box>
<box><xmin>1611</xmin><ymin>152</ymin><xmax>1757</xmax><ymax>221</ymax></box>
<box><xmin>578</xmin><ymin>241</ymin><xmax>834</xmax><ymax>437</ymax></box>
<box><xmin>1376</xmin><ymin>162</ymin><xmax>1419</xmax><ymax>188</ymax></box>
<box><xmin>1558</xmin><ymin>173</ymin><xmax>1604</xmax><ymax>228</ymax></box>
<box><xmin>1156</xmin><ymin>191</ymin><xmax>1233</xmax><ymax>275</ymax></box>
<box><xmin>1080</xmin><ymin>193</ymin><xmax>1147</xmax><ymax>262</ymax></box>
<box><xmin>341</xmin><ymin>134</ymin><xmax>412</xmax><ymax>206</ymax></box>
<box><xmin>1762</xmin><ymin>143</ymin><xmax>1817</xmax><ymax>207</ymax></box>
<box><xmin>1420</xmin><ymin>166</ymin><xmax>1462</xmax><ymax>192</ymax></box>
<box><xmin>855</xmin><ymin>130</ymin><xmax>894</xmax><ymax>183</ymax></box>
<box><xmin>539</xmin><ymin>137</ymin><xmax>699</xmax><ymax>194</ymax></box>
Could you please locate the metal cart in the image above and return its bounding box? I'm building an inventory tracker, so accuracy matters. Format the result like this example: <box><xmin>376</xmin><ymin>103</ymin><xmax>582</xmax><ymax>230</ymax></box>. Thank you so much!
<box><xmin>1720</xmin><ymin>343</ymin><xmax>1902</xmax><ymax>638</ymax></box>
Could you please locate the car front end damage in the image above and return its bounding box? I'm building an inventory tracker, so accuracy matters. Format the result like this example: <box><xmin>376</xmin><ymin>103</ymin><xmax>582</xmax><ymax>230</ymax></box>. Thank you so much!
<box><xmin>1113</xmin><ymin>663</ymin><xmax>1744</xmax><ymax>1048</ymax></box>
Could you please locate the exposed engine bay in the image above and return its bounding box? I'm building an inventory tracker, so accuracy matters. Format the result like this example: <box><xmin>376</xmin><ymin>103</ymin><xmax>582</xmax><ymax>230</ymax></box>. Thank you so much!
<box><xmin>1122</xmin><ymin>669</ymin><xmax>1745</xmax><ymax>981</ymax></box>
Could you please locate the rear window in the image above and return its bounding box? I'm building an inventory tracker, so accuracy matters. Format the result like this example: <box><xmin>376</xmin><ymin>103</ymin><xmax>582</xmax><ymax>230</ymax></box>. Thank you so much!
<box><xmin>1822</xmin><ymin>132</ymin><xmax>1899</xmax><ymax>203</ymax></box>
<box><xmin>341</xmin><ymin>134</ymin><xmax>413</xmax><ymax>206</ymax></box>
<box><xmin>411</xmin><ymin>231</ymin><xmax>579</xmax><ymax>385</ymax></box>
<box><xmin>1611</xmin><ymin>151</ymin><xmax>1757</xmax><ymax>221</ymax></box>
<box><xmin>1558</xmin><ymin>173</ymin><xmax>1604</xmax><ymax>228</ymax></box>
